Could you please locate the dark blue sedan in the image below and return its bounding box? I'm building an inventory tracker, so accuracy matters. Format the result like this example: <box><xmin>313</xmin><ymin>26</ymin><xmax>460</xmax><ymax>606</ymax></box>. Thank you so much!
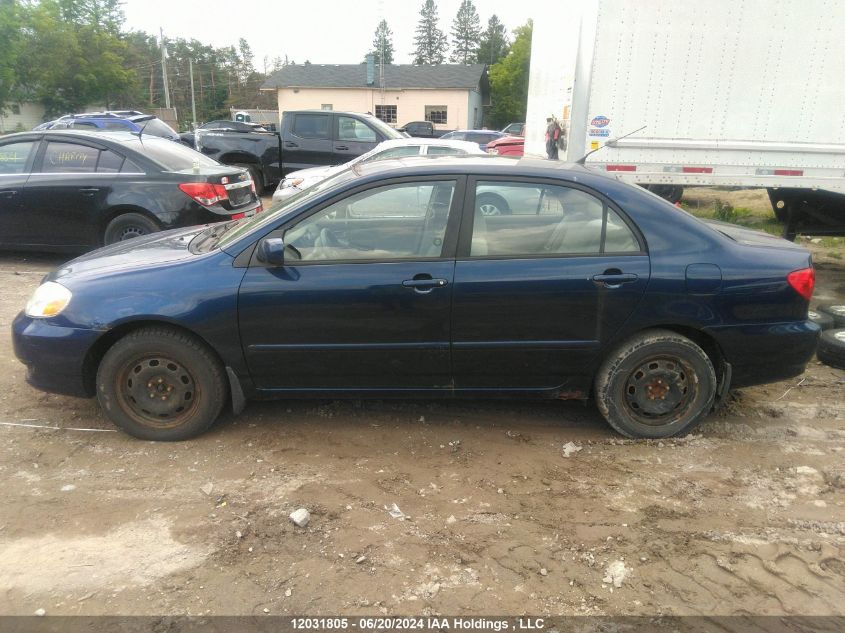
<box><xmin>12</xmin><ymin>157</ymin><xmax>819</xmax><ymax>441</ymax></box>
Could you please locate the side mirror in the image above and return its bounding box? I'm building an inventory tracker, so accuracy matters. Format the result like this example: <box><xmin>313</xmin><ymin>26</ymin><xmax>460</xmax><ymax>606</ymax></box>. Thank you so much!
<box><xmin>258</xmin><ymin>237</ymin><xmax>286</xmax><ymax>266</ymax></box>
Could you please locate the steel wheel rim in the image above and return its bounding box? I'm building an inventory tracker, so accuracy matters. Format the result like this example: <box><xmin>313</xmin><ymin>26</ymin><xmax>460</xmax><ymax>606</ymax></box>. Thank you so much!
<box><xmin>117</xmin><ymin>355</ymin><xmax>199</xmax><ymax>428</ymax></box>
<box><xmin>118</xmin><ymin>225</ymin><xmax>148</xmax><ymax>241</ymax></box>
<box><xmin>622</xmin><ymin>355</ymin><xmax>696</xmax><ymax>426</ymax></box>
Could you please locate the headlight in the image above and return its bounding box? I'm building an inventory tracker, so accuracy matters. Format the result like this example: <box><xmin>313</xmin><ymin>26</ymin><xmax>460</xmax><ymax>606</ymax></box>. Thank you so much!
<box><xmin>25</xmin><ymin>281</ymin><xmax>72</xmax><ymax>318</ymax></box>
<box><xmin>279</xmin><ymin>177</ymin><xmax>304</xmax><ymax>190</ymax></box>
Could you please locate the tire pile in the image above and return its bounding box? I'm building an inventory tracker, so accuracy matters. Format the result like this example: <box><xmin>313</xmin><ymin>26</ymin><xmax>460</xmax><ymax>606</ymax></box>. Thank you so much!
<box><xmin>810</xmin><ymin>305</ymin><xmax>845</xmax><ymax>370</ymax></box>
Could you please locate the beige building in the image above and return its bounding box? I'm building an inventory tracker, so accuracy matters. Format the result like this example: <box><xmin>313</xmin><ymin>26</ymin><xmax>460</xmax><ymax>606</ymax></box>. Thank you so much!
<box><xmin>261</xmin><ymin>61</ymin><xmax>489</xmax><ymax>131</ymax></box>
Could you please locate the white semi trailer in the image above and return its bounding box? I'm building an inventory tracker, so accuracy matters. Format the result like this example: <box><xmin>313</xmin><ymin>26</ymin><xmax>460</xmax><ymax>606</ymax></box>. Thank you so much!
<box><xmin>525</xmin><ymin>0</ymin><xmax>845</xmax><ymax>237</ymax></box>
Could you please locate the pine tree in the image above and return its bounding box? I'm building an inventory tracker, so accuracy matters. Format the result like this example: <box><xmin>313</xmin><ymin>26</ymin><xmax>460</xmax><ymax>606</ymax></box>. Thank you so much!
<box><xmin>369</xmin><ymin>19</ymin><xmax>395</xmax><ymax>65</ymax></box>
<box><xmin>412</xmin><ymin>0</ymin><xmax>448</xmax><ymax>65</ymax></box>
<box><xmin>449</xmin><ymin>0</ymin><xmax>481</xmax><ymax>64</ymax></box>
<box><xmin>477</xmin><ymin>14</ymin><xmax>510</xmax><ymax>65</ymax></box>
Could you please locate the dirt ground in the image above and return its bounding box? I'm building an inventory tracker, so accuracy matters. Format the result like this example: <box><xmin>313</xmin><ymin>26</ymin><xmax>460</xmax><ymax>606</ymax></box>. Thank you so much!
<box><xmin>0</xmin><ymin>201</ymin><xmax>843</xmax><ymax>617</ymax></box>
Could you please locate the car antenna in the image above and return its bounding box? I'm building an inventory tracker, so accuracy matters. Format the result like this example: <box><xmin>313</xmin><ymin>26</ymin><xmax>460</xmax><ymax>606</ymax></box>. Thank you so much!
<box><xmin>575</xmin><ymin>125</ymin><xmax>647</xmax><ymax>165</ymax></box>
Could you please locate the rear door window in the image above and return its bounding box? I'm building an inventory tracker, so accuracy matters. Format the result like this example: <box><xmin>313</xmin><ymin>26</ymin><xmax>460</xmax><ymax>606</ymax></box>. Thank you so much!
<box><xmin>427</xmin><ymin>145</ymin><xmax>466</xmax><ymax>156</ymax></box>
<box><xmin>292</xmin><ymin>114</ymin><xmax>330</xmax><ymax>139</ymax></box>
<box><xmin>469</xmin><ymin>181</ymin><xmax>641</xmax><ymax>257</ymax></box>
<box><xmin>0</xmin><ymin>141</ymin><xmax>37</xmax><ymax>174</ymax></box>
<box><xmin>41</xmin><ymin>142</ymin><xmax>99</xmax><ymax>173</ymax></box>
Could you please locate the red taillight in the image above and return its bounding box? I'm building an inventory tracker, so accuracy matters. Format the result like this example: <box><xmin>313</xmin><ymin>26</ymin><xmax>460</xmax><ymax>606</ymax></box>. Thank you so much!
<box><xmin>179</xmin><ymin>182</ymin><xmax>228</xmax><ymax>206</ymax></box>
<box><xmin>787</xmin><ymin>267</ymin><xmax>815</xmax><ymax>301</ymax></box>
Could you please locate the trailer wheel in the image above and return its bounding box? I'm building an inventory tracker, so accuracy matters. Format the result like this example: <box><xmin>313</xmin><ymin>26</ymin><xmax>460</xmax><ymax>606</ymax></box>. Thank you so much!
<box><xmin>643</xmin><ymin>185</ymin><xmax>683</xmax><ymax>204</ymax></box>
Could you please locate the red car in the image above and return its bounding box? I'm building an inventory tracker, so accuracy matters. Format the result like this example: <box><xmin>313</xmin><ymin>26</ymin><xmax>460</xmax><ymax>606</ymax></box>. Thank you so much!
<box><xmin>486</xmin><ymin>135</ymin><xmax>525</xmax><ymax>157</ymax></box>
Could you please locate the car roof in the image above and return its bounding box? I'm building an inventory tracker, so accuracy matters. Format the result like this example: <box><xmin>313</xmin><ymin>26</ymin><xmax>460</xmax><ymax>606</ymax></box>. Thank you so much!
<box><xmin>377</xmin><ymin>138</ymin><xmax>486</xmax><ymax>152</ymax></box>
<box><xmin>349</xmin><ymin>154</ymin><xmax>600</xmax><ymax>181</ymax></box>
<box><xmin>7</xmin><ymin>129</ymin><xmax>175</xmax><ymax>149</ymax></box>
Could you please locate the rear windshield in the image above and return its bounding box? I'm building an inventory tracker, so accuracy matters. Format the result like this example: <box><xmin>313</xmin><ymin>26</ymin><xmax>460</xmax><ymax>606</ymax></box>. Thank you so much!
<box><xmin>140</xmin><ymin>118</ymin><xmax>178</xmax><ymax>138</ymax></box>
<box><xmin>136</xmin><ymin>139</ymin><xmax>218</xmax><ymax>170</ymax></box>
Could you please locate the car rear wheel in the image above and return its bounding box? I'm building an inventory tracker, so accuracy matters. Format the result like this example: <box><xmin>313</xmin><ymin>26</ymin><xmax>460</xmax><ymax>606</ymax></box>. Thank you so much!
<box><xmin>594</xmin><ymin>330</ymin><xmax>717</xmax><ymax>438</ymax></box>
<box><xmin>104</xmin><ymin>212</ymin><xmax>160</xmax><ymax>245</ymax></box>
<box><xmin>96</xmin><ymin>327</ymin><xmax>226</xmax><ymax>441</ymax></box>
<box><xmin>476</xmin><ymin>193</ymin><xmax>511</xmax><ymax>216</ymax></box>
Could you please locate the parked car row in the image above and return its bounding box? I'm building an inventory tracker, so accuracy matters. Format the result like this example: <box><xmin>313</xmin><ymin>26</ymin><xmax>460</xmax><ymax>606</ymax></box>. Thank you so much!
<box><xmin>0</xmin><ymin>130</ymin><xmax>261</xmax><ymax>251</ymax></box>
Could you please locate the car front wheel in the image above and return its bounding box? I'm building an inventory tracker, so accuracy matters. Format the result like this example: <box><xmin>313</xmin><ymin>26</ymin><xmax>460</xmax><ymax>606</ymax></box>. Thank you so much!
<box><xmin>96</xmin><ymin>326</ymin><xmax>227</xmax><ymax>441</ymax></box>
<box><xmin>594</xmin><ymin>330</ymin><xmax>717</xmax><ymax>438</ymax></box>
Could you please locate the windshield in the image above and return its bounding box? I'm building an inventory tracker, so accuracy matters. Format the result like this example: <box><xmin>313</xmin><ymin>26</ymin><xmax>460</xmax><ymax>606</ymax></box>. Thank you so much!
<box><xmin>213</xmin><ymin>167</ymin><xmax>361</xmax><ymax>250</ymax></box>
<box><xmin>363</xmin><ymin>115</ymin><xmax>404</xmax><ymax>140</ymax></box>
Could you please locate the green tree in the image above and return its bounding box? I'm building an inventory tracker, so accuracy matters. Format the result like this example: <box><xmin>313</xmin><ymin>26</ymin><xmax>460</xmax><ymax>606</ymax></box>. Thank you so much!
<box><xmin>0</xmin><ymin>0</ymin><xmax>23</xmax><ymax>111</ymax></box>
<box><xmin>476</xmin><ymin>14</ymin><xmax>510</xmax><ymax>65</ymax></box>
<box><xmin>368</xmin><ymin>19</ymin><xmax>395</xmax><ymax>65</ymax></box>
<box><xmin>17</xmin><ymin>0</ymin><xmax>133</xmax><ymax>115</ymax></box>
<box><xmin>412</xmin><ymin>0</ymin><xmax>448</xmax><ymax>65</ymax></box>
<box><xmin>488</xmin><ymin>20</ymin><xmax>532</xmax><ymax>128</ymax></box>
<box><xmin>449</xmin><ymin>0</ymin><xmax>480</xmax><ymax>64</ymax></box>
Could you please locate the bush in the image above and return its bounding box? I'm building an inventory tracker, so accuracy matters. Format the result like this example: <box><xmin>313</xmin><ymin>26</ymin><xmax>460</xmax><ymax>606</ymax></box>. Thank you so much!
<box><xmin>713</xmin><ymin>200</ymin><xmax>737</xmax><ymax>223</ymax></box>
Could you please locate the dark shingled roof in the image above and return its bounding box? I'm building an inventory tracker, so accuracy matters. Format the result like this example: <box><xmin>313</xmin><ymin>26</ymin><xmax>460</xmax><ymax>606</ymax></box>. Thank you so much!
<box><xmin>261</xmin><ymin>64</ymin><xmax>487</xmax><ymax>91</ymax></box>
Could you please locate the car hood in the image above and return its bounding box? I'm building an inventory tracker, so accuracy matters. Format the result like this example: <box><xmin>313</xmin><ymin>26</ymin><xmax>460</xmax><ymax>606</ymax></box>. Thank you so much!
<box><xmin>46</xmin><ymin>226</ymin><xmax>209</xmax><ymax>282</ymax></box>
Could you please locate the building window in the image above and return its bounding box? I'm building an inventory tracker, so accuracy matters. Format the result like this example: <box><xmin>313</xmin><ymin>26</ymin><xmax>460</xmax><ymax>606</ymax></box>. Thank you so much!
<box><xmin>11</xmin><ymin>104</ymin><xmax>21</xmax><ymax>115</ymax></box>
<box><xmin>425</xmin><ymin>106</ymin><xmax>447</xmax><ymax>125</ymax></box>
<box><xmin>321</xmin><ymin>104</ymin><xmax>333</xmax><ymax>111</ymax></box>
<box><xmin>375</xmin><ymin>104</ymin><xmax>397</xmax><ymax>124</ymax></box>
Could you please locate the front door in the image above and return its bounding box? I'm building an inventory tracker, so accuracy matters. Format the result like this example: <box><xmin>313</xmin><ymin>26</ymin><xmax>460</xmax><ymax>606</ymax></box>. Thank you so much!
<box><xmin>238</xmin><ymin>177</ymin><xmax>463</xmax><ymax>392</ymax></box>
<box><xmin>333</xmin><ymin>115</ymin><xmax>381</xmax><ymax>162</ymax></box>
<box><xmin>0</xmin><ymin>138</ymin><xmax>38</xmax><ymax>247</ymax></box>
<box><xmin>451</xmin><ymin>178</ymin><xmax>650</xmax><ymax>391</ymax></box>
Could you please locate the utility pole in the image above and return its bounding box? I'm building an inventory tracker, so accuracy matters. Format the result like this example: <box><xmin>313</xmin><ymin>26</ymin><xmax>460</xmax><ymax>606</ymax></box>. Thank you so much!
<box><xmin>189</xmin><ymin>58</ymin><xmax>197</xmax><ymax>128</ymax></box>
<box><xmin>160</xmin><ymin>27</ymin><xmax>171</xmax><ymax>110</ymax></box>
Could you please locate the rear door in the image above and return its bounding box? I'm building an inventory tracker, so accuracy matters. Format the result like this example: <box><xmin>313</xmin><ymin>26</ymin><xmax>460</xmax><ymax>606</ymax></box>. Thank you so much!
<box><xmin>451</xmin><ymin>178</ymin><xmax>650</xmax><ymax>391</ymax></box>
<box><xmin>333</xmin><ymin>115</ymin><xmax>382</xmax><ymax>162</ymax></box>
<box><xmin>0</xmin><ymin>137</ymin><xmax>39</xmax><ymax>247</ymax></box>
<box><xmin>22</xmin><ymin>139</ymin><xmax>118</xmax><ymax>248</ymax></box>
<box><xmin>283</xmin><ymin>112</ymin><xmax>334</xmax><ymax>173</ymax></box>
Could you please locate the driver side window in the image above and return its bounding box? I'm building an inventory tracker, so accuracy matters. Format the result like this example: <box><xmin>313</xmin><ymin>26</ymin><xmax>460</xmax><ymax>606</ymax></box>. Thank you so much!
<box><xmin>284</xmin><ymin>181</ymin><xmax>456</xmax><ymax>262</ymax></box>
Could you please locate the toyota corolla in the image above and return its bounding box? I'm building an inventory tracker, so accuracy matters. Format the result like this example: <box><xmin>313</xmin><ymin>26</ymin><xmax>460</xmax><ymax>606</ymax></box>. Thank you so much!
<box><xmin>12</xmin><ymin>157</ymin><xmax>819</xmax><ymax>441</ymax></box>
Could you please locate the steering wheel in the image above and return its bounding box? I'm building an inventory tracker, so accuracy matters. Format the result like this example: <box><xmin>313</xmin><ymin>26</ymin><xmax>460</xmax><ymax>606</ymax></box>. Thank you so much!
<box><xmin>311</xmin><ymin>227</ymin><xmax>341</xmax><ymax>260</ymax></box>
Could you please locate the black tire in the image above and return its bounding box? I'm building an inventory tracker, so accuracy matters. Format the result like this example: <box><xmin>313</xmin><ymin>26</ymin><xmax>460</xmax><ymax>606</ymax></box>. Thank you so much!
<box><xmin>817</xmin><ymin>329</ymin><xmax>845</xmax><ymax>370</ymax></box>
<box><xmin>103</xmin><ymin>212</ymin><xmax>160</xmax><ymax>245</ymax></box>
<box><xmin>594</xmin><ymin>329</ymin><xmax>717</xmax><ymax>439</ymax></box>
<box><xmin>809</xmin><ymin>309</ymin><xmax>835</xmax><ymax>331</ymax></box>
<box><xmin>236</xmin><ymin>163</ymin><xmax>263</xmax><ymax>193</ymax></box>
<box><xmin>644</xmin><ymin>185</ymin><xmax>683</xmax><ymax>204</ymax></box>
<box><xmin>96</xmin><ymin>326</ymin><xmax>227</xmax><ymax>441</ymax></box>
<box><xmin>476</xmin><ymin>193</ymin><xmax>511</xmax><ymax>216</ymax></box>
<box><xmin>817</xmin><ymin>304</ymin><xmax>845</xmax><ymax>329</ymax></box>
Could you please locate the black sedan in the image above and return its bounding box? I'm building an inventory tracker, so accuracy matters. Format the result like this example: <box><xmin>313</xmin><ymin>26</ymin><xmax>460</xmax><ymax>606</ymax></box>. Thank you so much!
<box><xmin>12</xmin><ymin>157</ymin><xmax>818</xmax><ymax>441</ymax></box>
<box><xmin>0</xmin><ymin>130</ymin><xmax>261</xmax><ymax>252</ymax></box>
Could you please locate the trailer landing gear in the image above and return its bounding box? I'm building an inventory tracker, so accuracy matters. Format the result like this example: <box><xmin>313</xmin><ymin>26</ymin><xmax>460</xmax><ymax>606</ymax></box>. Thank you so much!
<box><xmin>767</xmin><ymin>188</ymin><xmax>845</xmax><ymax>241</ymax></box>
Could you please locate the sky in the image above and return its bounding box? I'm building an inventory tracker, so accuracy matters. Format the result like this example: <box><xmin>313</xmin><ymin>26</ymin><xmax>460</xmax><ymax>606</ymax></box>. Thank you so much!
<box><xmin>121</xmin><ymin>0</ymin><xmax>543</xmax><ymax>70</ymax></box>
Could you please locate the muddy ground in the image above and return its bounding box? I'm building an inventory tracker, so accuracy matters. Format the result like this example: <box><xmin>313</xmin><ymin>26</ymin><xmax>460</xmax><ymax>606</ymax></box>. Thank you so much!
<box><xmin>0</xmin><ymin>200</ymin><xmax>843</xmax><ymax>617</ymax></box>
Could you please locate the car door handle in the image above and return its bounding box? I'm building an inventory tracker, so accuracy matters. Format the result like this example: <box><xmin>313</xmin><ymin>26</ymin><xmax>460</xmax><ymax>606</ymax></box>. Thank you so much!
<box><xmin>402</xmin><ymin>278</ymin><xmax>449</xmax><ymax>291</ymax></box>
<box><xmin>0</xmin><ymin>190</ymin><xmax>17</xmax><ymax>199</ymax></box>
<box><xmin>284</xmin><ymin>141</ymin><xmax>299</xmax><ymax>148</ymax></box>
<box><xmin>335</xmin><ymin>145</ymin><xmax>349</xmax><ymax>151</ymax></box>
<box><xmin>79</xmin><ymin>187</ymin><xmax>100</xmax><ymax>196</ymax></box>
<box><xmin>592</xmin><ymin>273</ymin><xmax>638</xmax><ymax>288</ymax></box>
